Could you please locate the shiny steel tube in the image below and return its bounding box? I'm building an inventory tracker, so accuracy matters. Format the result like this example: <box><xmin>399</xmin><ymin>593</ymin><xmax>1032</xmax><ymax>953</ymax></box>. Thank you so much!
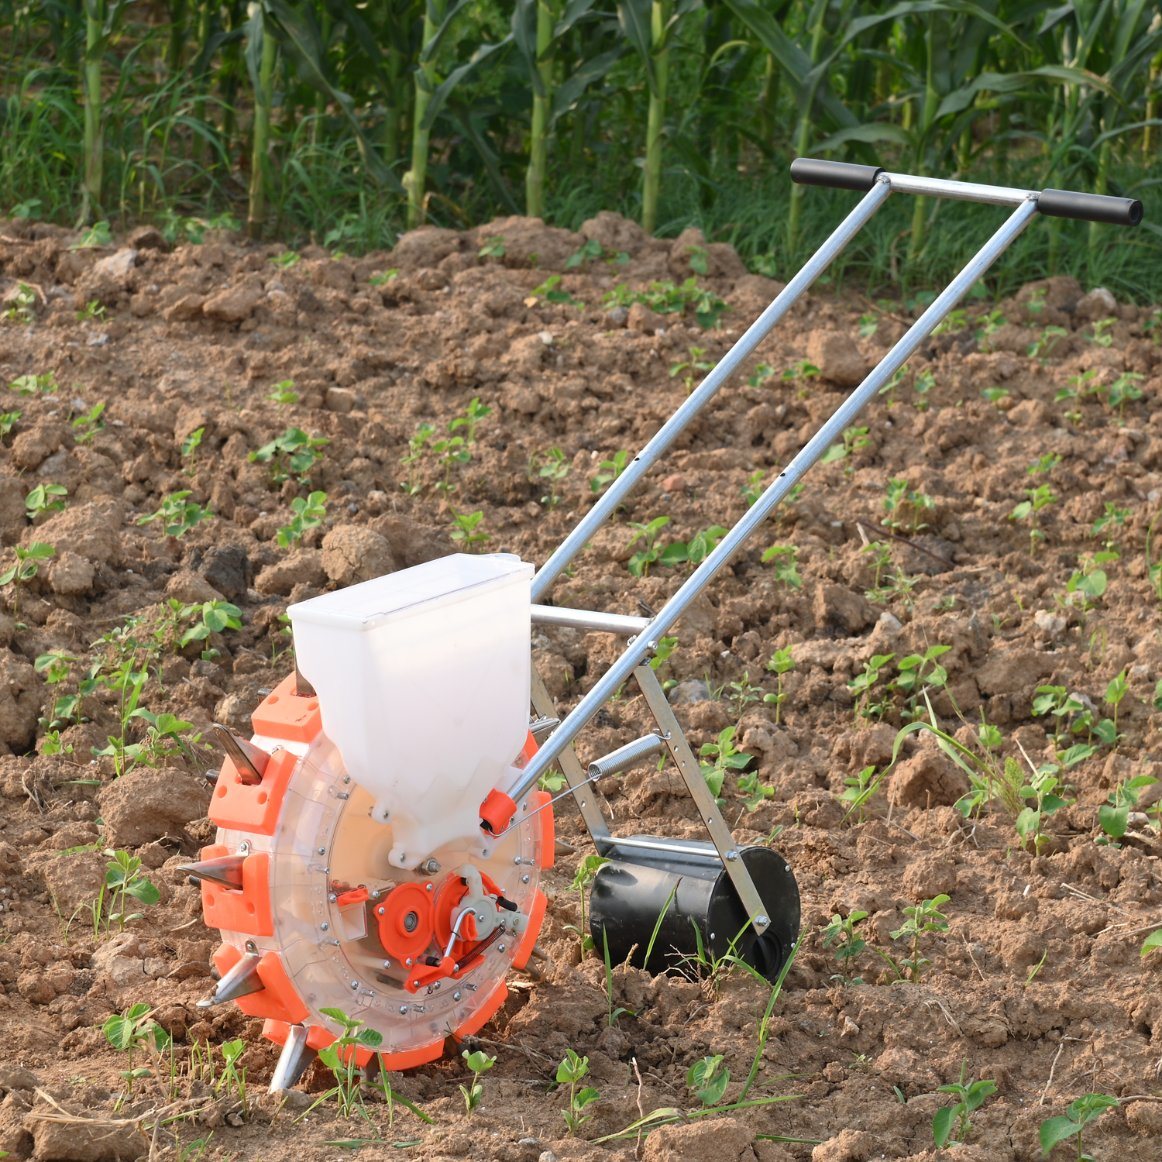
<box><xmin>530</xmin><ymin>178</ymin><xmax>893</xmax><ymax>601</ymax></box>
<box><xmin>531</xmin><ymin>605</ymin><xmax>649</xmax><ymax>634</ymax></box>
<box><xmin>513</xmin><ymin>195</ymin><xmax>1040</xmax><ymax>802</ymax></box>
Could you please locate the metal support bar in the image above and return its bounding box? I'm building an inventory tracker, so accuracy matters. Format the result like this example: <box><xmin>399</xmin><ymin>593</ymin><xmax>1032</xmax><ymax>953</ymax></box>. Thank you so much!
<box><xmin>531</xmin><ymin>178</ymin><xmax>893</xmax><ymax>601</ymax></box>
<box><xmin>532</xmin><ymin>605</ymin><xmax>649</xmax><ymax>634</ymax></box>
<box><xmin>632</xmin><ymin>665</ymin><xmax>769</xmax><ymax>933</ymax></box>
<box><xmin>514</xmin><ymin>195</ymin><xmax>1039</xmax><ymax>800</ymax></box>
<box><xmin>529</xmin><ymin>666</ymin><xmax>610</xmax><ymax>844</ymax></box>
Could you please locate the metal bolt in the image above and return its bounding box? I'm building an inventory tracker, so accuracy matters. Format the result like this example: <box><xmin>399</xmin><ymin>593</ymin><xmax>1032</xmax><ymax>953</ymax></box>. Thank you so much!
<box><xmin>320</xmin><ymin>923</ymin><xmax>329</xmax><ymax>932</ymax></box>
<box><xmin>245</xmin><ymin>940</ymin><xmax>257</xmax><ymax>953</ymax></box>
<box><xmin>328</xmin><ymin>893</ymin><xmax>337</xmax><ymax>902</ymax></box>
<box><xmin>497</xmin><ymin>943</ymin><xmax>506</xmax><ymax>953</ymax></box>
<box><xmin>425</xmin><ymin>882</ymin><xmax>433</xmax><ymax>892</ymax></box>
<box><xmin>725</xmin><ymin>850</ymin><xmax>739</xmax><ymax>862</ymax></box>
<box><xmin>382</xmin><ymin>960</ymin><xmax>392</xmax><ymax>969</ymax></box>
<box><xmin>418</xmin><ymin>858</ymin><xmax>440</xmax><ymax>875</ymax></box>
<box><xmin>405</xmin><ymin>957</ymin><xmax>413</xmax><ymax>966</ymax></box>
<box><xmin>452</xmin><ymin>991</ymin><xmax>462</xmax><ymax>1002</ymax></box>
<box><xmin>476</xmin><ymin>912</ymin><xmax>485</xmax><ymax>922</ymax></box>
<box><xmin>521</xmin><ymin>874</ymin><xmax>530</xmax><ymax>884</ymax></box>
<box><xmin>317</xmin><ymin>847</ymin><xmax>326</xmax><ymax>855</ymax></box>
<box><xmin>350</xmin><ymin>980</ymin><xmax>358</xmax><ymax>990</ymax></box>
<box><xmin>403</xmin><ymin>911</ymin><xmax>419</xmax><ymax>933</ymax></box>
<box><xmin>238</xmin><ymin>841</ymin><xmax>250</xmax><ymax>855</ymax></box>
<box><xmin>756</xmin><ymin>914</ymin><xmax>770</xmax><ymax>927</ymax></box>
<box><xmin>376</xmin><ymin>906</ymin><xmax>386</xmax><ymax>916</ymax></box>
<box><xmin>399</xmin><ymin>1005</ymin><xmax>409</xmax><ymax>1015</ymax></box>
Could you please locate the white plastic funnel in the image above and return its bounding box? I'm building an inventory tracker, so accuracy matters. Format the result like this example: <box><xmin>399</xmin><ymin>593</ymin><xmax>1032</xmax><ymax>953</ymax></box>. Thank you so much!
<box><xmin>288</xmin><ymin>553</ymin><xmax>533</xmax><ymax>868</ymax></box>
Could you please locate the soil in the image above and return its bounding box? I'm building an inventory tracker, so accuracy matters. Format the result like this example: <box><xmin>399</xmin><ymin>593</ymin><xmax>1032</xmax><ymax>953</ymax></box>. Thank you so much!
<box><xmin>0</xmin><ymin>211</ymin><xmax>1160</xmax><ymax>1162</ymax></box>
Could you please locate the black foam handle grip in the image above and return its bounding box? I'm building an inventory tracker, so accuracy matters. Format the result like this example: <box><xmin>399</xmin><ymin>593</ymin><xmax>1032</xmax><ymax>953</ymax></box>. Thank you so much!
<box><xmin>790</xmin><ymin>157</ymin><xmax>884</xmax><ymax>192</ymax></box>
<box><xmin>1038</xmin><ymin>188</ymin><xmax>1143</xmax><ymax>227</ymax></box>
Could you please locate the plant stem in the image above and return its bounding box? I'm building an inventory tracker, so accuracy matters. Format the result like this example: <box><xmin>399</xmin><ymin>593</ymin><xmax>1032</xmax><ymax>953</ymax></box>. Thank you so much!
<box><xmin>641</xmin><ymin>0</ymin><xmax>670</xmax><ymax>235</ymax></box>
<box><xmin>247</xmin><ymin>9</ymin><xmax>278</xmax><ymax>240</ymax></box>
<box><xmin>406</xmin><ymin>1</ymin><xmax>445</xmax><ymax>230</ymax></box>
<box><xmin>526</xmin><ymin>0</ymin><xmax>555</xmax><ymax>218</ymax></box>
<box><xmin>81</xmin><ymin>0</ymin><xmax>105</xmax><ymax>224</ymax></box>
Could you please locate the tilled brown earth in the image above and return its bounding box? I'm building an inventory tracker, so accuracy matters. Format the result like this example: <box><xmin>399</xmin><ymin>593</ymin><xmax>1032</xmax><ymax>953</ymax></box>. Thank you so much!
<box><xmin>0</xmin><ymin>211</ymin><xmax>1160</xmax><ymax>1162</ymax></box>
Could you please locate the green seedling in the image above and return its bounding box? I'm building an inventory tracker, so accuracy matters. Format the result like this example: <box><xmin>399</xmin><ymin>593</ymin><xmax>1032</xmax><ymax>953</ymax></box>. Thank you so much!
<box><xmin>89</xmin><ymin>850</ymin><xmax>161</xmax><ymax>936</ymax></box>
<box><xmin>725</xmin><ymin>672</ymin><xmax>763</xmax><ymax>718</ymax></box>
<box><xmin>981</xmin><ymin>386</ymin><xmax>1010</xmax><ymax>407</ymax></box>
<box><xmin>821</xmin><ymin>910</ymin><xmax>869</xmax><ymax>983</ymax></box>
<box><xmin>249</xmin><ymin>427</ymin><xmax>329</xmax><ymax>485</ymax></box>
<box><xmin>268</xmin><ymin>379</ymin><xmax>299</xmax><ymax>405</ymax></box>
<box><xmin>555</xmin><ymin>1049</ymin><xmax>599</xmax><ymax>1135</ymax></box>
<box><xmin>270</xmin><ymin>250</ymin><xmax>300</xmax><ymax>269</ymax></box>
<box><xmin>181</xmin><ymin>426</ymin><xmax>205</xmax><ymax>472</ymax></box>
<box><xmin>838</xmin><ymin>764</ymin><xmax>882</xmax><ymax>822</ymax></box>
<box><xmin>277</xmin><ymin>491</ymin><xmax>327</xmax><ymax>548</ymax></box>
<box><xmin>565</xmin><ymin>238</ymin><xmax>605</xmax><ymax>268</ymax></box>
<box><xmin>1062</xmin><ymin>551</ymin><xmax>1116</xmax><ymax>612</ymax></box>
<box><xmin>478</xmin><ymin>236</ymin><xmax>506</xmax><ymax>260</ymax></box>
<box><xmin>662</xmin><ymin>526</ymin><xmax>728</xmax><ymax>569</ymax></box>
<box><xmin>1014</xmin><ymin>765</ymin><xmax>1072</xmax><ymax>853</ymax></box>
<box><xmin>530</xmin><ymin>447</ymin><xmax>570</xmax><ymax>508</ymax></box>
<box><xmin>1091</xmin><ymin>502</ymin><xmax>1130</xmax><ymax>542</ymax></box>
<box><xmin>71</xmin><ymin>400</ymin><xmax>106</xmax><ymax>443</ymax></box>
<box><xmin>911</xmin><ymin>367</ymin><xmax>936</xmax><ymax>410</ymax></box>
<box><xmin>687</xmin><ymin>1055</ymin><xmax>730</xmax><ymax>1107</ymax></box>
<box><xmin>175</xmin><ymin>599</ymin><xmax>243</xmax><ymax>656</ymax></box>
<box><xmin>891</xmin><ymin>645</ymin><xmax>951</xmax><ymax>720</ymax></box>
<box><xmin>459</xmin><ymin>1049</ymin><xmax>495</xmax><ymax>1114</ymax></box>
<box><xmin>602</xmin><ymin>277</ymin><xmax>726</xmax><ymax>328</ymax></box>
<box><xmin>883</xmin><ymin>894</ymin><xmax>949</xmax><ymax>983</ymax></box>
<box><xmin>0</xmin><ymin>410</ymin><xmax>20</xmax><ymax>439</ymax></box>
<box><xmin>77</xmin><ymin>299</ymin><xmax>106</xmax><ymax>321</ymax></box>
<box><xmin>74</xmin><ymin>220</ymin><xmax>112</xmax><ymax>248</ymax></box>
<box><xmin>449</xmin><ymin>509</ymin><xmax>489</xmax><ymax>549</ymax></box>
<box><xmin>8</xmin><ymin>371</ymin><xmax>58</xmax><ymax>395</ymax></box>
<box><xmin>367</xmin><ymin>268</ymin><xmax>399</xmax><ymax>286</ymax></box>
<box><xmin>766</xmin><ymin>646</ymin><xmax>794</xmax><ymax>726</ymax></box>
<box><xmin>531</xmin><ymin>274</ymin><xmax>581</xmax><ymax>306</ymax></box>
<box><xmin>1087</xmin><ymin>317</ymin><xmax>1115</xmax><ymax>347</ymax></box>
<box><xmin>103</xmin><ymin>1002</ymin><xmax>171</xmax><ymax>1094</ymax></box>
<box><xmin>698</xmin><ymin>725</ymin><xmax>751</xmax><ymax>798</ymax></box>
<box><xmin>747</xmin><ymin>362</ymin><xmax>777</xmax><ymax>387</ymax></box>
<box><xmin>761</xmin><ymin>544</ymin><xmax>802</xmax><ymax>588</ymax></box>
<box><xmin>2</xmin><ymin>284</ymin><xmax>38</xmax><ymax>323</ymax></box>
<box><xmin>848</xmin><ymin>653</ymin><xmax>894</xmax><ymax>721</ymax></box>
<box><xmin>311</xmin><ymin>1008</ymin><xmax>383</xmax><ymax>1119</ymax></box>
<box><xmin>882</xmin><ymin>479</ymin><xmax>934</xmax><ymax>534</ymax></box>
<box><xmin>1097</xmin><ymin>775</ymin><xmax>1156</xmax><ymax>844</ymax></box>
<box><xmin>1039</xmin><ymin>1093</ymin><xmax>1119</xmax><ymax>1159</ymax></box>
<box><xmin>1</xmin><ymin>543</ymin><xmax>55</xmax><ymax>608</ymax></box>
<box><xmin>626</xmin><ymin>516</ymin><xmax>670</xmax><ymax>577</ymax></box>
<box><xmin>669</xmin><ymin>346</ymin><xmax>713</xmax><ymax>391</ymax></box>
<box><xmin>933</xmin><ymin>1066</ymin><xmax>996</xmax><ymax>1148</ymax></box>
<box><xmin>600</xmin><ymin>930</ymin><xmax>633</xmax><ymax>1027</ymax></box>
<box><xmin>1106</xmin><ymin>371</ymin><xmax>1143</xmax><ymax>417</ymax></box>
<box><xmin>821</xmin><ymin>425</ymin><xmax>870</xmax><ymax>467</ymax></box>
<box><xmin>1010</xmin><ymin>483</ymin><xmax>1057</xmax><ymax>554</ymax></box>
<box><xmin>449</xmin><ymin>397</ymin><xmax>492</xmax><ymax>445</ymax></box>
<box><xmin>1141</xmin><ymin>930</ymin><xmax>1162</xmax><ymax>957</ymax></box>
<box><xmin>567</xmin><ymin>854</ymin><xmax>607</xmax><ymax>955</ymax></box>
<box><xmin>1028</xmin><ymin>324</ymin><xmax>1067</xmax><ymax>362</ymax></box>
<box><xmin>400</xmin><ymin>421</ymin><xmax>436</xmax><ymax>495</ymax></box>
<box><xmin>781</xmin><ymin>358</ymin><xmax>819</xmax><ymax>382</ymax></box>
<box><xmin>216</xmin><ymin>1039</ymin><xmax>248</xmax><ymax>1109</ymax></box>
<box><xmin>25</xmin><ymin>482</ymin><xmax>67</xmax><ymax>520</ymax></box>
<box><xmin>737</xmin><ymin>769</ymin><xmax>775</xmax><ymax>812</ymax></box>
<box><xmin>590</xmin><ymin>449</ymin><xmax>628</xmax><ymax>494</ymax></box>
<box><xmin>137</xmin><ymin>491</ymin><xmax>212</xmax><ymax>538</ymax></box>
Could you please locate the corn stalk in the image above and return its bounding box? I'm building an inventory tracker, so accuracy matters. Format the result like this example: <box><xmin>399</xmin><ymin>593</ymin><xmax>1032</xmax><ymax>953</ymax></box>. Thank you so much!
<box><xmin>245</xmin><ymin>1</ymin><xmax>278</xmax><ymax>238</ymax></box>
<box><xmin>80</xmin><ymin>0</ymin><xmax>108</xmax><ymax>223</ymax></box>
<box><xmin>619</xmin><ymin>0</ymin><xmax>698</xmax><ymax>235</ymax></box>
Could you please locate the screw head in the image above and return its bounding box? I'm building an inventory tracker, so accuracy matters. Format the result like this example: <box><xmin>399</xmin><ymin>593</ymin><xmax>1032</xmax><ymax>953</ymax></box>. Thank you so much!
<box><xmin>725</xmin><ymin>850</ymin><xmax>739</xmax><ymax>862</ymax></box>
<box><xmin>319</xmin><ymin>922</ymin><xmax>329</xmax><ymax>932</ymax></box>
<box><xmin>755</xmin><ymin>914</ymin><xmax>770</xmax><ymax>927</ymax></box>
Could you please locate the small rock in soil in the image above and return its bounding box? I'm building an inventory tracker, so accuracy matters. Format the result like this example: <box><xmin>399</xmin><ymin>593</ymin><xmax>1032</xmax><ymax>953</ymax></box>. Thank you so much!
<box><xmin>887</xmin><ymin>743</ymin><xmax>968</xmax><ymax>809</ymax></box>
<box><xmin>0</xmin><ymin>1066</ymin><xmax>39</xmax><ymax>1093</ymax></box>
<box><xmin>45</xmin><ymin>551</ymin><xmax>95</xmax><ymax>596</ymax></box>
<box><xmin>255</xmin><ymin>549</ymin><xmax>326</xmax><ymax>596</ymax></box>
<box><xmin>202</xmin><ymin>277</ymin><xmax>263</xmax><ymax>323</ymax></box>
<box><xmin>28</xmin><ymin>1107</ymin><xmax>144</xmax><ymax>1162</ymax></box>
<box><xmin>812</xmin><ymin>581</ymin><xmax>875</xmax><ymax>634</ymax></box>
<box><xmin>320</xmin><ymin>525</ymin><xmax>396</xmax><ymax>586</ymax></box>
<box><xmin>0</xmin><ymin>652</ymin><xmax>39</xmax><ymax>755</ymax></box>
<box><xmin>35</xmin><ymin>501</ymin><xmax>122</xmax><ymax>567</ymax></box>
<box><xmin>27</xmin><ymin>850</ymin><xmax>104</xmax><ymax>917</ymax></box>
<box><xmin>164</xmin><ymin>568</ymin><xmax>223</xmax><ymax>605</ymax></box>
<box><xmin>642</xmin><ymin>1116</ymin><xmax>759</xmax><ymax>1162</ymax></box>
<box><xmin>668</xmin><ymin>679</ymin><xmax>711</xmax><ymax>705</ymax></box>
<box><xmin>810</xmin><ymin>1128</ymin><xmax>876</xmax><ymax>1162</ymax></box>
<box><xmin>98</xmin><ymin>768</ymin><xmax>211</xmax><ymax>847</ymax></box>
<box><xmin>806</xmin><ymin>330</ymin><xmax>870</xmax><ymax>387</ymax></box>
